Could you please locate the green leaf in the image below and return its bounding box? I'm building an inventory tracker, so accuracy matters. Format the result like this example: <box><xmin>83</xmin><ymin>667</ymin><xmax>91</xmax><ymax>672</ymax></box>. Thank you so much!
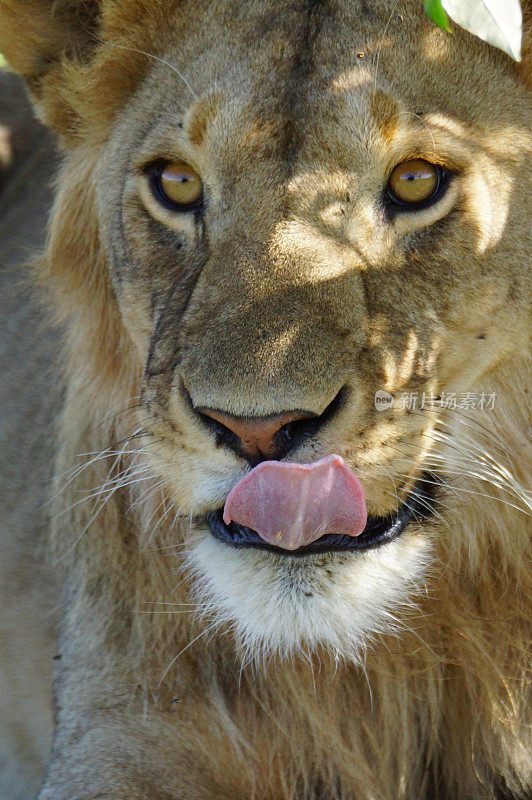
<box><xmin>442</xmin><ymin>0</ymin><xmax>522</xmax><ymax>61</ymax></box>
<box><xmin>424</xmin><ymin>0</ymin><xmax>451</xmax><ymax>31</ymax></box>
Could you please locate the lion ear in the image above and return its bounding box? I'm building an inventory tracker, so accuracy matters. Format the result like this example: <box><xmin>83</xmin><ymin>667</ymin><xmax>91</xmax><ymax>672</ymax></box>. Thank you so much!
<box><xmin>0</xmin><ymin>1</ymin><xmax>100</xmax><ymax>88</ymax></box>
<box><xmin>0</xmin><ymin>1</ymin><xmax>101</xmax><ymax>125</ymax></box>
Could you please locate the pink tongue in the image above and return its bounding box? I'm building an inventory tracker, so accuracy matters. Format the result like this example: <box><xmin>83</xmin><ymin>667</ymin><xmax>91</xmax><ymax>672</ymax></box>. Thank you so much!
<box><xmin>223</xmin><ymin>454</ymin><xmax>367</xmax><ymax>551</ymax></box>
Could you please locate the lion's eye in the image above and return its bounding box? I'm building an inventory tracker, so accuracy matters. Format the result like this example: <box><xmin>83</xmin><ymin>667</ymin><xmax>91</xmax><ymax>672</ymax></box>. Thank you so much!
<box><xmin>151</xmin><ymin>161</ymin><xmax>203</xmax><ymax>210</ymax></box>
<box><xmin>386</xmin><ymin>159</ymin><xmax>446</xmax><ymax>208</ymax></box>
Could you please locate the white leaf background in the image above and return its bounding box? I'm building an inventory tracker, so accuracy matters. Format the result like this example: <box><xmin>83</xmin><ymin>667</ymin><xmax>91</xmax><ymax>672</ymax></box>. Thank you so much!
<box><xmin>442</xmin><ymin>0</ymin><xmax>523</xmax><ymax>61</ymax></box>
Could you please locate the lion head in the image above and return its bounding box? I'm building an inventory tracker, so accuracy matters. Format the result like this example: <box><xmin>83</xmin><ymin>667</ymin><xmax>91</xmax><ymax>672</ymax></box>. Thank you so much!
<box><xmin>1</xmin><ymin>0</ymin><xmax>529</xmax><ymax>662</ymax></box>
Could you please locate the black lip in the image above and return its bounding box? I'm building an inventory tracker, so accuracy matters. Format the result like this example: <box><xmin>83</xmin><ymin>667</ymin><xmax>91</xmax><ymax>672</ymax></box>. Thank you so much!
<box><xmin>206</xmin><ymin>472</ymin><xmax>439</xmax><ymax>557</ymax></box>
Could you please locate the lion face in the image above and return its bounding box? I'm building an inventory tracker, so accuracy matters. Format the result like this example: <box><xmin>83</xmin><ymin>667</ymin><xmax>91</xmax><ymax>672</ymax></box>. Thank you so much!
<box><xmin>88</xmin><ymin>1</ymin><xmax>530</xmax><ymax>657</ymax></box>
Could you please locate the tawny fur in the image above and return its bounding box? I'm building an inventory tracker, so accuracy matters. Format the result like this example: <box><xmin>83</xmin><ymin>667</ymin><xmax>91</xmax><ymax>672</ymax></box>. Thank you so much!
<box><xmin>0</xmin><ymin>1</ymin><xmax>530</xmax><ymax>798</ymax></box>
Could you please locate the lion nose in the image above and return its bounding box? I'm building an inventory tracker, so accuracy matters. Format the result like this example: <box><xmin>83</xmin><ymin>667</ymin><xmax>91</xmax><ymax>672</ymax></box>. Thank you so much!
<box><xmin>198</xmin><ymin>407</ymin><xmax>317</xmax><ymax>462</ymax></box>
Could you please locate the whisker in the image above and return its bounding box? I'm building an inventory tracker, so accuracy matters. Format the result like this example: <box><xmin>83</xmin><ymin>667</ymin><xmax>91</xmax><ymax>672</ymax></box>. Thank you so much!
<box><xmin>392</xmin><ymin>455</ymin><xmax>530</xmax><ymax>516</ymax></box>
<box><xmin>372</xmin><ymin>0</ymin><xmax>400</xmax><ymax>97</ymax></box>
<box><xmin>159</xmin><ymin>620</ymin><xmax>219</xmax><ymax>685</ymax></box>
<box><xmin>53</xmin><ymin>464</ymin><xmax>152</xmax><ymax>520</ymax></box>
<box><xmin>89</xmin><ymin>31</ymin><xmax>197</xmax><ymax>99</ymax></box>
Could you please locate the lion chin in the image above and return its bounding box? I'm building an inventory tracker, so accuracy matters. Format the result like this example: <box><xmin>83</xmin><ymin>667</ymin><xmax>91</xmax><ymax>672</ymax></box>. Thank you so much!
<box><xmin>0</xmin><ymin>1</ymin><xmax>530</xmax><ymax>799</ymax></box>
<box><xmin>187</xmin><ymin>528</ymin><xmax>432</xmax><ymax>663</ymax></box>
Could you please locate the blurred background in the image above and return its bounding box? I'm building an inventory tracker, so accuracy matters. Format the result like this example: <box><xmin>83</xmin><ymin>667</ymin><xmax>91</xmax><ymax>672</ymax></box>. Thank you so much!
<box><xmin>0</xmin><ymin>63</ymin><xmax>58</xmax><ymax>800</ymax></box>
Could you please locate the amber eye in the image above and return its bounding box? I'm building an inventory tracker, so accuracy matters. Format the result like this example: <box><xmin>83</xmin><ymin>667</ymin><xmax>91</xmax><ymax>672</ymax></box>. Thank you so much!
<box><xmin>152</xmin><ymin>161</ymin><xmax>203</xmax><ymax>210</ymax></box>
<box><xmin>386</xmin><ymin>159</ymin><xmax>446</xmax><ymax>208</ymax></box>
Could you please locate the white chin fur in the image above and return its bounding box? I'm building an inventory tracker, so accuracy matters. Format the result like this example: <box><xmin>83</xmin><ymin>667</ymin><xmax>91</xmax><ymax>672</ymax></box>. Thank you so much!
<box><xmin>186</xmin><ymin>530</ymin><xmax>432</xmax><ymax>664</ymax></box>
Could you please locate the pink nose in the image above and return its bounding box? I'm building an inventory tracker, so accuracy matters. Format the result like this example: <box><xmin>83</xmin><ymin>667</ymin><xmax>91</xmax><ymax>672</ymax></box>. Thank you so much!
<box><xmin>199</xmin><ymin>408</ymin><xmax>316</xmax><ymax>460</ymax></box>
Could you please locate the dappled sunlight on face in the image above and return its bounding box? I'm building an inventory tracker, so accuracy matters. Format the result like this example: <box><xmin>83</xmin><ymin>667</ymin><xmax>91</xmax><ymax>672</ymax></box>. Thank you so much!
<box><xmin>269</xmin><ymin>217</ymin><xmax>359</xmax><ymax>283</ymax></box>
<box><xmin>422</xmin><ymin>26</ymin><xmax>452</xmax><ymax>61</ymax></box>
<box><xmin>466</xmin><ymin>167</ymin><xmax>511</xmax><ymax>254</ymax></box>
<box><xmin>330</xmin><ymin>64</ymin><xmax>373</xmax><ymax>94</ymax></box>
<box><xmin>381</xmin><ymin>330</ymin><xmax>440</xmax><ymax>392</ymax></box>
<box><xmin>397</xmin><ymin>330</ymin><xmax>420</xmax><ymax>386</ymax></box>
<box><xmin>413</xmin><ymin>113</ymin><xmax>528</xmax><ymax>253</ymax></box>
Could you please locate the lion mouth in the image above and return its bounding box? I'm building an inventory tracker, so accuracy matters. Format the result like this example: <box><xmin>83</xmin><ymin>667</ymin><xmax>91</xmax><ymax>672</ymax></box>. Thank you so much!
<box><xmin>206</xmin><ymin>472</ymin><xmax>439</xmax><ymax>557</ymax></box>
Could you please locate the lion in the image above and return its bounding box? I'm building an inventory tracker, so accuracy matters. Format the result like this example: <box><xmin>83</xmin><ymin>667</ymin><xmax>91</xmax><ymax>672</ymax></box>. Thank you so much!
<box><xmin>0</xmin><ymin>1</ymin><xmax>530</xmax><ymax>798</ymax></box>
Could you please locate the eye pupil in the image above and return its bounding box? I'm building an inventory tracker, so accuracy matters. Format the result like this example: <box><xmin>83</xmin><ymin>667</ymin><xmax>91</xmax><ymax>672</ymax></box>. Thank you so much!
<box><xmin>154</xmin><ymin>161</ymin><xmax>203</xmax><ymax>210</ymax></box>
<box><xmin>387</xmin><ymin>159</ymin><xmax>444</xmax><ymax>208</ymax></box>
